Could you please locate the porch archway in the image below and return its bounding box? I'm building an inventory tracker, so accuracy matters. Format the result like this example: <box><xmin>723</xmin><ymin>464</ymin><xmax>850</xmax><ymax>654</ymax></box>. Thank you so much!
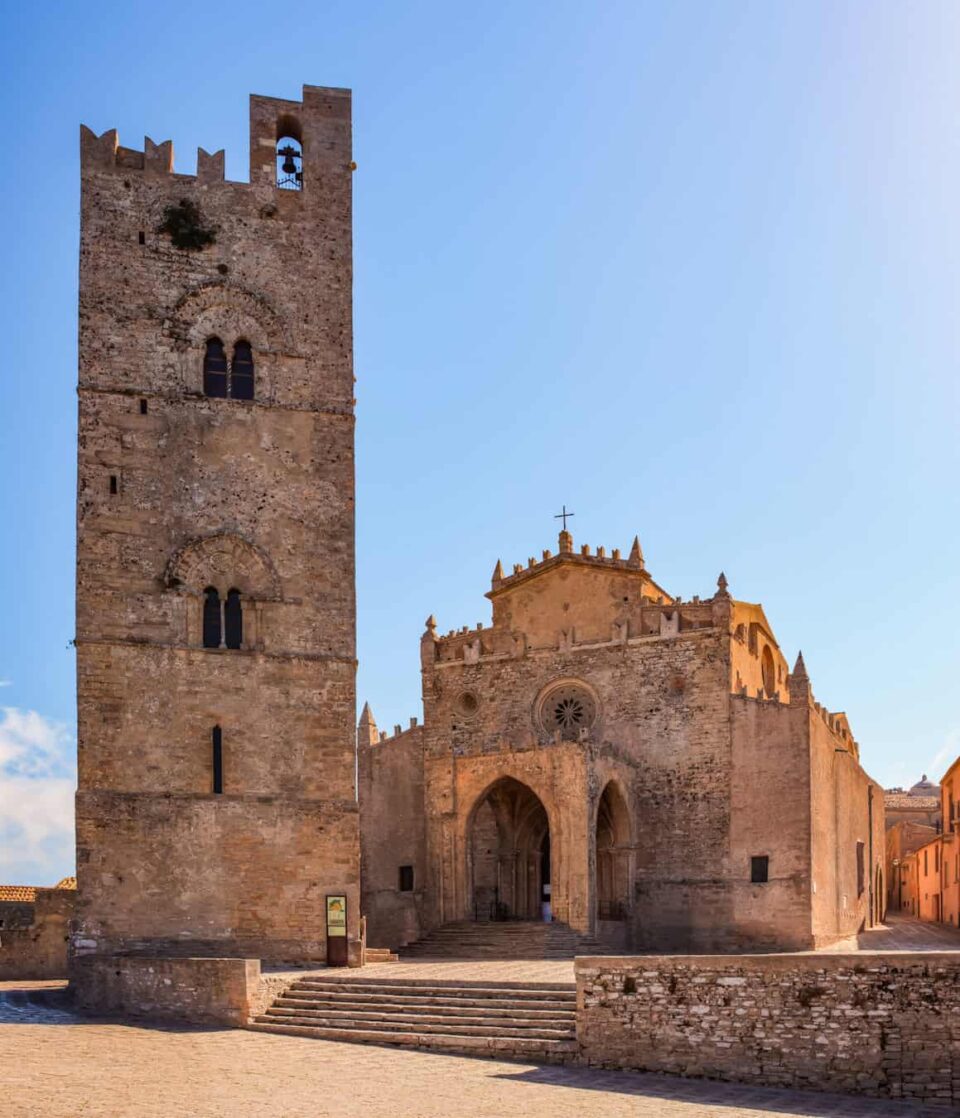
<box><xmin>595</xmin><ymin>781</ymin><xmax>632</xmax><ymax>921</ymax></box>
<box><xmin>468</xmin><ymin>777</ymin><xmax>550</xmax><ymax>922</ymax></box>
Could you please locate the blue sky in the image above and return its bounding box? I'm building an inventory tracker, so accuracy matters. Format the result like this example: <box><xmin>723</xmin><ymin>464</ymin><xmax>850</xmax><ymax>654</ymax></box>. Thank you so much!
<box><xmin>2</xmin><ymin>2</ymin><xmax>959</xmax><ymax>883</ymax></box>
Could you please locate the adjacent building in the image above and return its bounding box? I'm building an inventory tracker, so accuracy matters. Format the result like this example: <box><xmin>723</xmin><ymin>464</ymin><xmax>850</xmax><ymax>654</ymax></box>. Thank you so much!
<box><xmin>359</xmin><ymin>529</ymin><xmax>885</xmax><ymax>954</ymax></box>
<box><xmin>884</xmin><ymin>776</ymin><xmax>941</xmax><ymax>914</ymax></box>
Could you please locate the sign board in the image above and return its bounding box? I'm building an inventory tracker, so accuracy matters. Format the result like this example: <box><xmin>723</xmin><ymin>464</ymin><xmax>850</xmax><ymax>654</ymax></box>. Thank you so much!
<box><xmin>326</xmin><ymin>894</ymin><xmax>348</xmax><ymax>966</ymax></box>
<box><xmin>326</xmin><ymin>895</ymin><xmax>347</xmax><ymax>936</ymax></box>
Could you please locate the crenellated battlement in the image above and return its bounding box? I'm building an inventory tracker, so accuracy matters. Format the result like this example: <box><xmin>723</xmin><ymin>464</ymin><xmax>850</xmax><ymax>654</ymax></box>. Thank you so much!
<box><xmin>423</xmin><ymin>600</ymin><xmax>723</xmax><ymax>667</ymax></box>
<box><xmin>80</xmin><ymin>85</ymin><xmax>352</xmax><ymax>188</ymax></box>
<box><xmin>488</xmin><ymin>530</ymin><xmax>664</xmax><ymax>596</ymax></box>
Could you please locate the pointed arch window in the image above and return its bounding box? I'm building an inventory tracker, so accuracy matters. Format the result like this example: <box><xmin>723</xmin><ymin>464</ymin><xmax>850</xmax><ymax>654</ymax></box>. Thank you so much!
<box><xmin>224</xmin><ymin>589</ymin><xmax>243</xmax><ymax>649</ymax></box>
<box><xmin>203</xmin><ymin>338</ymin><xmax>228</xmax><ymax>398</ymax></box>
<box><xmin>230</xmin><ymin>341</ymin><xmax>254</xmax><ymax>400</ymax></box>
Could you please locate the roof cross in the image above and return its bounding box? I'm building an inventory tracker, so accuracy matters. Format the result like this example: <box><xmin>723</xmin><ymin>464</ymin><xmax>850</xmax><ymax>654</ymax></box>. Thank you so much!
<box><xmin>554</xmin><ymin>505</ymin><xmax>575</xmax><ymax>531</ymax></box>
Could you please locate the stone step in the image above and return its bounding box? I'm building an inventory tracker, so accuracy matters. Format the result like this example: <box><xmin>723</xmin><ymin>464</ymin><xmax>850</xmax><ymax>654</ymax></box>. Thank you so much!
<box><xmin>397</xmin><ymin>919</ymin><xmax>615</xmax><ymax>960</ymax></box>
<box><xmin>275</xmin><ymin>995</ymin><xmax>574</xmax><ymax>1019</ymax></box>
<box><xmin>258</xmin><ymin>1008</ymin><xmax>574</xmax><ymax>1039</ymax></box>
<box><xmin>247</xmin><ymin>1019</ymin><xmax>578</xmax><ymax>1061</ymax></box>
<box><xmin>290</xmin><ymin>980</ymin><xmax>575</xmax><ymax>999</ymax></box>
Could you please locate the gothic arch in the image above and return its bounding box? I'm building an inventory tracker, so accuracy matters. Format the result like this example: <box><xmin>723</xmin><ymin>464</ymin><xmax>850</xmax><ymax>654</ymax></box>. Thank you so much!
<box><xmin>594</xmin><ymin>779</ymin><xmax>634</xmax><ymax>922</ymax></box>
<box><xmin>165</xmin><ymin>532</ymin><xmax>281</xmax><ymax>600</ymax></box>
<box><xmin>465</xmin><ymin>776</ymin><xmax>552</xmax><ymax>922</ymax></box>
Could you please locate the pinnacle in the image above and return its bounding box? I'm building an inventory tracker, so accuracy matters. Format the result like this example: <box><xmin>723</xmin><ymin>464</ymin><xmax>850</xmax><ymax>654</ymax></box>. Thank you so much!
<box><xmin>792</xmin><ymin>650</ymin><xmax>808</xmax><ymax>679</ymax></box>
<box><xmin>425</xmin><ymin>614</ymin><xmax>437</xmax><ymax>632</ymax></box>
<box><xmin>358</xmin><ymin>701</ymin><xmax>375</xmax><ymax>726</ymax></box>
<box><xmin>716</xmin><ymin>571</ymin><xmax>730</xmax><ymax>597</ymax></box>
<box><xmin>628</xmin><ymin>535</ymin><xmax>644</xmax><ymax>566</ymax></box>
<box><xmin>492</xmin><ymin>559</ymin><xmax>504</xmax><ymax>582</ymax></box>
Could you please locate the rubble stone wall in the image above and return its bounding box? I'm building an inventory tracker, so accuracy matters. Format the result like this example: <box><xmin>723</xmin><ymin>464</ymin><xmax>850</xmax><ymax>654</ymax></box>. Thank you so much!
<box><xmin>0</xmin><ymin>889</ymin><xmax>74</xmax><ymax>980</ymax></box>
<box><xmin>577</xmin><ymin>952</ymin><xmax>960</xmax><ymax>1107</ymax></box>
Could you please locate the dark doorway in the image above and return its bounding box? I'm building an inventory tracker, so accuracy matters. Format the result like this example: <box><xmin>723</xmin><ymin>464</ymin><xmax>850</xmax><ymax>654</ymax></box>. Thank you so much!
<box><xmin>468</xmin><ymin>777</ymin><xmax>550</xmax><ymax>921</ymax></box>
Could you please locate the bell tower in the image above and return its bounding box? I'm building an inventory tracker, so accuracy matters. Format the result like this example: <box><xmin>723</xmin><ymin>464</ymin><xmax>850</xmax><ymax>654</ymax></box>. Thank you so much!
<box><xmin>73</xmin><ymin>87</ymin><xmax>360</xmax><ymax>974</ymax></box>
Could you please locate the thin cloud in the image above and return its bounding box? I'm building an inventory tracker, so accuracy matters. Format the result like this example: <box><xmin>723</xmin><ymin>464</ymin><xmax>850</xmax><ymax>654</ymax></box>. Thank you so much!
<box><xmin>0</xmin><ymin>707</ymin><xmax>76</xmax><ymax>885</ymax></box>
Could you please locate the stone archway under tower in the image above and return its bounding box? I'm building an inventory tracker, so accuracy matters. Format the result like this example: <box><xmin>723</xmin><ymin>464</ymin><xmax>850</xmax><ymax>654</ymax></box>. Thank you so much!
<box><xmin>467</xmin><ymin>777</ymin><xmax>552</xmax><ymax>923</ymax></box>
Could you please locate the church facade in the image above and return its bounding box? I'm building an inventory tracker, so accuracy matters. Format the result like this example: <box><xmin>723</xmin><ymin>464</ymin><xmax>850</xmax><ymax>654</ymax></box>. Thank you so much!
<box><xmin>360</xmin><ymin>529</ymin><xmax>885</xmax><ymax>954</ymax></box>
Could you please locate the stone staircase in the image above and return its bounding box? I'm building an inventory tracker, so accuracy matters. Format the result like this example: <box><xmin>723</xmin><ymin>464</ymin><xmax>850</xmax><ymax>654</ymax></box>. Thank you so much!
<box><xmin>398</xmin><ymin>919</ymin><xmax>616</xmax><ymax>959</ymax></box>
<box><xmin>364</xmin><ymin>947</ymin><xmax>398</xmax><ymax>963</ymax></box>
<box><xmin>249</xmin><ymin>974</ymin><xmax>577</xmax><ymax>1061</ymax></box>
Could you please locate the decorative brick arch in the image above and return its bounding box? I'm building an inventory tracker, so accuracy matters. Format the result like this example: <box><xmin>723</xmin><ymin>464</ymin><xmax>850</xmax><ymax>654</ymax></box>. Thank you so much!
<box><xmin>165</xmin><ymin>281</ymin><xmax>289</xmax><ymax>354</ymax></box>
<box><xmin>165</xmin><ymin>532</ymin><xmax>281</xmax><ymax>600</ymax></box>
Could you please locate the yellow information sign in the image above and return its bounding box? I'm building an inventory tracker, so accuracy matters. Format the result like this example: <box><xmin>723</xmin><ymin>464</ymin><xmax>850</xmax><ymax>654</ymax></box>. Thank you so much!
<box><xmin>326</xmin><ymin>894</ymin><xmax>347</xmax><ymax>937</ymax></box>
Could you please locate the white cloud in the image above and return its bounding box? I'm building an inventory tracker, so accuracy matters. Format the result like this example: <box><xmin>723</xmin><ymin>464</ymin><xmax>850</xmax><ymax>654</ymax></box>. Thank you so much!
<box><xmin>0</xmin><ymin>707</ymin><xmax>76</xmax><ymax>885</ymax></box>
<box><xmin>0</xmin><ymin>680</ymin><xmax>12</xmax><ymax>688</ymax></box>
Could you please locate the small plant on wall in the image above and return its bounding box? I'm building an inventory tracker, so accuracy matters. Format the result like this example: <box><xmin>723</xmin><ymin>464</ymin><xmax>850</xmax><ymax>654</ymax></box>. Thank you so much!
<box><xmin>157</xmin><ymin>199</ymin><xmax>217</xmax><ymax>250</ymax></box>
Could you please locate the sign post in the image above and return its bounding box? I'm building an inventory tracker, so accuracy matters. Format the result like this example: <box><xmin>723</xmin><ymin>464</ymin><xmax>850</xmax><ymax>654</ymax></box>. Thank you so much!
<box><xmin>326</xmin><ymin>894</ymin><xmax>348</xmax><ymax>966</ymax></box>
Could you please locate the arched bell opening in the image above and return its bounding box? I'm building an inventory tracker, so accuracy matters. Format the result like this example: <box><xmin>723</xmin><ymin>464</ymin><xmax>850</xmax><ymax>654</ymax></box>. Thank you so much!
<box><xmin>595</xmin><ymin>781</ymin><xmax>632</xmax><ymax>923</ymax></box>
<box><xmin>467</xmin><ymin>777</ymin><xmax>551</xmax><ymax>922</ymax></box>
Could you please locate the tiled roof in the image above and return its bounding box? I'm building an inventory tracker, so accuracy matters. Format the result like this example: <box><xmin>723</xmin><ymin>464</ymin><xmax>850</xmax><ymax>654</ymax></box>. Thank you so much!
<box><xmin>0</xmin><ymin>885</ymin><xmax>38</xmax><ymax>902</ymax></box>
<box><xmin>54</xmin><ymin>876</ymin><xmax>77</xmax><ymax>890</ymax></box>
<box><xmin>885</xmin><ymin>793</ymin><xmax>940</xmax><ymax>812</ymax></box>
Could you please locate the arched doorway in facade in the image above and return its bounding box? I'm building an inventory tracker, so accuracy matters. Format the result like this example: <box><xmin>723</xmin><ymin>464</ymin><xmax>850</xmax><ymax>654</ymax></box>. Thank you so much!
<box><xmin>468</xmin><ymin>777</ymin><xmax>550</xmax><ymax>922</ymax></box>
<box><xmin>595</xmin><ymin>781</ymin><xmax>632</xmax><ymax>922</ymax></box>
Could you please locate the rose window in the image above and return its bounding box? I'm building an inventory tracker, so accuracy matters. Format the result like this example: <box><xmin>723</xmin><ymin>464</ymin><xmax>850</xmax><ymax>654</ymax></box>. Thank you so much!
<box><xmin>538</xmin><ymin>683</ymin><xmax>597</xmax><ymax>738</ymax></box>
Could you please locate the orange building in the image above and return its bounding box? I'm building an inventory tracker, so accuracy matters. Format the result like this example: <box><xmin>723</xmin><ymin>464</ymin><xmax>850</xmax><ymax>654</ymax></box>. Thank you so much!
<box><xmin>909</xmin><ymin>834</ymin><xmax>943</xmax><ymax>923</ymax></box>
<box><xmin>940</xmin><ymin>757</ymin><xmax>960</xmax><ymax>926</ymax></box>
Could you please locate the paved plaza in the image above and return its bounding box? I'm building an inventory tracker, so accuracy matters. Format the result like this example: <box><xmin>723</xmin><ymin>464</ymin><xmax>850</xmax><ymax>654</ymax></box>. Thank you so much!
<box><xmin>0</xmin><ymin>992</ymin><xmax>947</xmax><ymax>1118</ymax></box>
<box><xmin>3</xmin><ymin>918</ymin><xmax>959</xmax><ymax>1117</ymax></box>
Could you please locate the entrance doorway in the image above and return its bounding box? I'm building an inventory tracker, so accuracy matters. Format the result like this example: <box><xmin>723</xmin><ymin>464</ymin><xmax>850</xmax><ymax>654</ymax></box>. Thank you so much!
<box><xmin>468</xmin><ymin>777</ymin><xmax>550</xmax><ymax>921</ymax></box>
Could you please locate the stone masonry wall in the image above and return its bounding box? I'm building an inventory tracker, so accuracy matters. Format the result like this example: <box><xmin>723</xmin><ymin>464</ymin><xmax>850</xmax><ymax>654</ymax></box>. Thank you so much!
<box><xmin>74</xmin><ymin>86</ymin><xmax>361</xmax><ymax>973</ymax></box>
<box><xmin>72</xmin><ymin>955</ymin><xmax>259</xmax><ymax>1026</ymax></box>
<box><xmin>358</xmin><ymin>725</ymin><xmax>426</xmax><ymax>949</ymax></box>
<box><xmin>577</xmin><ymin>953</ymin><xmax>960</xmax><ymax>1107</ymax></box>
<box><xmin>0</xmin><ymin>889</ymin><xmax>74</xmax><ymax>980</ymax></box>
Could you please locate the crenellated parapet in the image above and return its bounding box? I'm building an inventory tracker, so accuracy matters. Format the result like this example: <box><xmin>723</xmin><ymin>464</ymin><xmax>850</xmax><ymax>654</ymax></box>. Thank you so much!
<box><xmin>80</xmin><ymin>84</ymin><xmax>353</xmax><ymax>188</ymax></box>
<box><xmin>488</xmin><ymin>531</ymin><xmax>665</xmax><ymax>597</ymax></box>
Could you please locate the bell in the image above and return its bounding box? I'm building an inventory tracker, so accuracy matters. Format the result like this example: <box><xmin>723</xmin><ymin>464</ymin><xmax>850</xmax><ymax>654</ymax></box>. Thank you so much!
<box><xmin>279</xmin><ymin>145</ymin><xmax>298</xmax><ymax>176</ymax></box>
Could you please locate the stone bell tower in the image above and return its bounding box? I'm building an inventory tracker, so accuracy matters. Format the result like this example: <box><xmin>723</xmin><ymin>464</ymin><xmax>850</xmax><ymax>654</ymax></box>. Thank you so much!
<box><xmin>73</xmin><ymin>86</ymin><xmax>360</xmax><ymax>978</ymax></box>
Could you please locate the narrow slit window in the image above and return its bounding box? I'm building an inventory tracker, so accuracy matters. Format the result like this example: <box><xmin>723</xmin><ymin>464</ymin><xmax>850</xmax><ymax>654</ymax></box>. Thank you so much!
<box><xmin>138</xmin><ymin>231</ymin><xmax>145</xmax><ymax>245</ymax></box>
<box><xmin>109</xmin><ymin>475</ymin><xmax>118</xmax><ymax>495</ymax></box>
<box><xmin>139</xmin><ymin>399</ymin><xmax>147</xmax><ymax>415</ymax></box>
<box><xmin>750</xmin><ymin>855</ymin><xmax>769</xmax><ymax>884</ymax></box>
<box><xmin>212</xmin><ymin>725</ymin><xmax>223</xmax><ymax>794</ymax></box>
<box><xmin>224</xmin><ymin>588</ymin><xmax>243</xmax><ymax>649</ymax></box>
<box><xmin>203</xmin><ymin>337</ymin><xmax>228</xmax><ymax>398</ymax></box>
<box><xmin>230</xmin><ymin>341</ymin><xmax>254</xmax><ymax>400</ymax></box>
<box><xmin>856</xmin><ymin>841</ymin><xmax>865</xmax><ymax>896</ymax></box>
<box><xmin>202</xmin><ymin>587</ymin><xmax>222</xmax><ymax>649</ymax></box>
<box><xmin>398</xmin><ymin>865</ymin><xmax>414</xmax><ymax>892</ymax></box>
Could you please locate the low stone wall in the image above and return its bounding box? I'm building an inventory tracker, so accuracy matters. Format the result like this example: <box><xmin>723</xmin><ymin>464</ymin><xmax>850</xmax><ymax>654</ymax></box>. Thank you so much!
<box><xmin>0</xmin><ymin>889</ymin><xmax>74</xmax><ymax>980</ymax></box>
<box><xmin>576</xmin><ymin>952</ymin><xmax>960</xmax><ymax>1108</ymax></box>
<box><xmin>71</xmin><ymin>956</ymin><xmax>260</xmax><ymax>1026</ymax></box>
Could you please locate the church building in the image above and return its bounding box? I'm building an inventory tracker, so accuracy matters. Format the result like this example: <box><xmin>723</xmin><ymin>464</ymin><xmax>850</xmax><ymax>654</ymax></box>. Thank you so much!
<box><xmin>360</xmin><ymin>528</ymin><xmax>885</xmax><ymax>954</ymax></box>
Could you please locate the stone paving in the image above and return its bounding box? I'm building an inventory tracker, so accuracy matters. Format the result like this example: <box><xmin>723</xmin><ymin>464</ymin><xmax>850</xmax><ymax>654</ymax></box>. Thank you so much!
<box><xmin>0</xmin><ymin>1004</ymin><xmax>947</xmax><ymax>1118</ymax></box>
<box><xmin>838</xmin><ymin>913</ymin><xmax>960</xmax><ymax>952</ymax></box>
<box><xmin>3</xmin><ymin>917</ymin><xmax>959</xmax><ymax>1117</ymax></box>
